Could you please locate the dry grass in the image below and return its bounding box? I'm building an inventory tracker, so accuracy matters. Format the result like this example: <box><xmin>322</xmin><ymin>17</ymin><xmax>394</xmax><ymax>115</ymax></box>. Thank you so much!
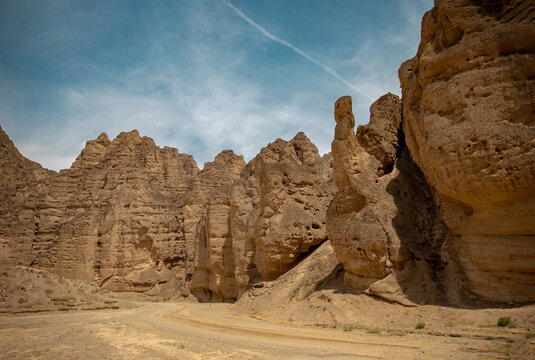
<box><xmin>446</xmin><ymin>316</ymin><xmax>472</xmax><ymax>327</ymax></box>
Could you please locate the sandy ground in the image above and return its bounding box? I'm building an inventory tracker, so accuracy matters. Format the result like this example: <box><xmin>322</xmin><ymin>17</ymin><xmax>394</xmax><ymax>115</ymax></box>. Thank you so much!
<box><xmin>0</xmin><ymin>300</ymin><xmax>533</xmax><ymax>360</ymax></box>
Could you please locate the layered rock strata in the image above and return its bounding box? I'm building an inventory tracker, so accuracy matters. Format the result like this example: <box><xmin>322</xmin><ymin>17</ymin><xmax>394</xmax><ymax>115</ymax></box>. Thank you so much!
<box><xmin>0</xmin><ymin>126</ymin><xmax>334</xmax><ymax>300</ymax></box>
<box><xmin>3</xmin><ymin>129</ymin><xmax>200</xmax><ymax>297</ymax></box>
<box><xmin>0</xmin><ymin>126</ymin><xmax>54</xmax><ymax>267</ymax></box>
<box><xmin>327</xmin><ymin>95</ymin><xmax>453</xmax><ymax>305</ymax></box>
<box><xmin>191</xmin><ymin>133</ymin><xmax>335</xmax><ymax>301</ymax></box>
<box><xmin>399</xmin><ymin>0</ymin><xmax>535</xmax><ymax>302</ymax></box>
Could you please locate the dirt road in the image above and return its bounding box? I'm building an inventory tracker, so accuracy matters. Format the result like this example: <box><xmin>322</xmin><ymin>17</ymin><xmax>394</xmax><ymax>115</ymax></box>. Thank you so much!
<box><xmin>0</xmin><ymin>301</ymin><xmax>528</xmax><ymax>359</ymax></box>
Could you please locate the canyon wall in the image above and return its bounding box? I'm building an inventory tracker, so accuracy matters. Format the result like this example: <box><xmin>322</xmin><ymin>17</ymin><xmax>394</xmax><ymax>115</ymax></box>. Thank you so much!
<box><xmin>2</xmin><ymin>0</ymin><xmax>533</xmax><ymax>306</ymax></box>
<box><xmin>327</xmin><ymin>0</ymin><xmax>535</xmax><ymax>305</ymax></box>
<box><xmin>190</xmin><ymin>133</ymin><xmax>335</xmax><ymax>301</ymax></box>
<box><xmin>326</xmin><ymin>95</ymin><xmax>454</xmax><ymax>306</ymax></box>
<box><xmin>0</xmin><ymin>126</ymin><xmax>334</xmax><ymax>300</ymax></box>
<box><xmin>399</xmin><ymin>0</ymin><xmax>535</xmax><ymax>303</ymax></box>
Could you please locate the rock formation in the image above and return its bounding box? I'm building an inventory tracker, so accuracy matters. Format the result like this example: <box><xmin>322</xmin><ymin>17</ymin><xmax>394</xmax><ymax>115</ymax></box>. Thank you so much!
<box><xmin>1</xmin><ymin>129</ymin><xmax>200</xmax><ymax>297</ymax></box>
<box><xmin>327</xmin><ymin>95</ymin><xmax>452</xmax><ymax>306</ymax></box>
<box><xmin>0</xmin><ymin>126</ymin><xmax>53</xmax><ymax>267</ymax></box>
<box><xmin>235</xmin><ymin>241</ymin><xmax>340</xmax><ymax>317</ymax></box>
<box><xmin>2</xmin><ymin>0</ymin><xmax>534</xmax><ymax>308</ymax></box>
<box><xmin>327</xmin><ymin>0</ymin><xmax>535</xmax><ymax>305</ymax></box>
<box><xmin>191</xmin><ymin>133</ymin><xmax>335</xmax><ymax>301</ymax></box>
<box><xmin>399</xmin><ymin>0</ymin><xmax>535</xmax><ymax>303</ymax></box>
<box><xmin>0</xmin><ymin>126</ymin><xmax>334</xmax><ymax>301</ymax></box>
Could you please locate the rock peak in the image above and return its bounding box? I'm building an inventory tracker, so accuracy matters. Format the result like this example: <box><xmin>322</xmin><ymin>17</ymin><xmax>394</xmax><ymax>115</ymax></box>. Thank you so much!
<box><xmin>334</xmin><ymin>96</ymin><xmax>353</xmax><ymax>124</ymax></box>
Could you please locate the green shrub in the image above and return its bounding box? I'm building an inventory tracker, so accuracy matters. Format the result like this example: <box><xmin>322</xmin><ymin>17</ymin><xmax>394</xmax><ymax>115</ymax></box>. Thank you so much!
<box><xmin>497</xmin><ymin>317</ymin><xmax>512</xmax><ymax>327</ymax></box>
<box><xmin>526</xmin><ymin>332</ymin><xmax>535</xmax><ymax>339</ymax></box>
<box><xmin>367</xmin><ymin>329</ymin><xmax>380</xmax><ymax>334</ymax></box>
<box><xmin>415</xmin><ymin>321</ymin><xmax>425</xmax><ymax>330</ymax></box>
<box><xmin>343</xmin><ymin>326</ymin><xmax>353</xmax><ymax>332</ymax></box>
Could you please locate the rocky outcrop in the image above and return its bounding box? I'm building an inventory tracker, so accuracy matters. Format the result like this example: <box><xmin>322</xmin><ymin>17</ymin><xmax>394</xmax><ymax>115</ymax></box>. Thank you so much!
<box><xmin>191</xmin><ymin>133</ymin><xmax>335</xmax><ymax>301</ymax></box>
<box><xmin>1</xmin><ymin>126</ymin><xmax>334</xmax><ymax>301</ymax></box>
<box><xmin>327</xmin><ymin>95</ymin><xmax>453</xmax><ymax>305</ymax></box>
<box><xmin>0</xmin><ymin>126</ymin><xmax>53</xmax><ymax>267</ymax></box>
<box><xmin>235</xmin><ymin>241</ymin><xmax>339</xmax><ymax>316</ymax></box>
<box><xmin>188</xmin><ymin>150</ymin><xmax>247</xmax><ymax>301</ymax></box>
<box><xmin>0</xmin><ymin>265</ymin><xmax>117</xmax><ymax>313</ymax></box>
<box><xmin>399</xmin><ymin>0</ymin><xmax>535</xmax><ymax>303</ymax></box>
<box><xmin>26</xmin><ymin>130</ymin><xmax>199</xmax><ymax>296</ymax></box>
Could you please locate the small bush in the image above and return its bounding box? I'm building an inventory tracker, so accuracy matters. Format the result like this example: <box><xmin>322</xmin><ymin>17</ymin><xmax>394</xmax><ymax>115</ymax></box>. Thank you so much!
<box><xmin>415</xmin><ymin>321</ymin><xmax>425</xmax><ymax>330</ymax></box>
<box><xmin>526</xmin><ymin>332</ymin><xmax>535</xmax><ymax>339</ymax></box>
<box><xmin>45</xmin><ymin>289</ymin><xmax>53</xmax><ymax>295</ymax></box>
<box><xmin>497</xmin><ymin>317</ymin><xmax>512</xmax><ymax>327</ymax></box>
<box><xmin>367</xmin><ymin>329</ymin><xmax>380</xmax><ymax>334</ymax></box>
<box><xmin>298</xmin><ymin>278</ymin><xmax>326</xmax><ymax>301</ymax></box>
<box><xmin>343</xmin><ymin>326</ymin><xmax>353</xmax><ymax>332</ymax></box>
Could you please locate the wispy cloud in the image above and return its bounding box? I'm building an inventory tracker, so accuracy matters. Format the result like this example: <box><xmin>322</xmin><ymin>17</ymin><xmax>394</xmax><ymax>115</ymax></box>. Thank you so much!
<box><xmin>227</xmin><ymin>2</ymin><xmax>374</xmax><ymax>101</ymax></box>
<box><xmin>1</xmin><ymin>0</ymin><xmax>432</xmax><ymax>171</ymax></box>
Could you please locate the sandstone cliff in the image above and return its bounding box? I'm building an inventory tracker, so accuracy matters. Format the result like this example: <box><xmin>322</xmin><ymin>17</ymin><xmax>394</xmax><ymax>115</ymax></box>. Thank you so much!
<box><xmin>2</xmin><ymin>0</ymin><xmax>533</xmax><ymax>308</ymax></box>
<box><xmin>399</xmin><ymin>0</ymin><xmax>535</xmax><ymax>303</ymax></box>
<box><xmin>191</xmin><ymin>133</ymin><xmax>335</xmax><ymax>301</ymax></box>
<box><xmin>0</xmin><ymin>126</ymin><xmax>334</xmax><ymax>301</ymax></box>
<box><xmin>327</xmin><ymin>0</ymin><xmax>535</xmax><ymax>305</ymax></box>
<box><xmin>0</xmin><ymin>126</ymin><xmax>54</xmax><ymax>267</ymax></box>
<box><xmin>2</xmin><ymin>129</ymin><xmax>200</xmax><ymax>297</ymax></box>
<box><xmin>327</xmin><ymin>95</ymin><xmax>454</xmax><ymax>306</ymax></box>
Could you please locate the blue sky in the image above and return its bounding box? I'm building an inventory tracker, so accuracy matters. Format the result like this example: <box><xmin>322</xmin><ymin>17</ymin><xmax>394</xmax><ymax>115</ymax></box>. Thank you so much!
<box><xmin>0</xmin><ymin>0</ymin><xmax>432</xmax><ymax>171</ymax></box>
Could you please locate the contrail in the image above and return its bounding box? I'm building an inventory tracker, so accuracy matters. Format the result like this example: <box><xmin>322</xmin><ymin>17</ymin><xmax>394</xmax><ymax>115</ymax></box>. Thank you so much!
<box><xmin>227</xmin><ymin>2</ymin><xmax>374</xmax><ymax>101</ymax></box>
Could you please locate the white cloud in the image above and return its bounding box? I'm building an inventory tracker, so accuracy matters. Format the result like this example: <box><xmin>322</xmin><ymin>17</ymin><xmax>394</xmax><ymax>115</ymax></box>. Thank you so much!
<box><xmin>0</xmin><ymin>0</ymin><xmax>433</xmax><ymax>171</ymax></box>
<box><xmin>5</xmin><ymin>58</ymin><xmax>327</xmax><ymax>171</ymax></box>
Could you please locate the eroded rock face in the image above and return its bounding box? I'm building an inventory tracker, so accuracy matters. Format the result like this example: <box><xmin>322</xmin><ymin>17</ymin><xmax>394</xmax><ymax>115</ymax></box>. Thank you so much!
<box><xmin>244</xmin><ymin>133</ymin><xmax>335</xmax><ymax>280</ymax></box>
<box><xmin>399</xmin><ymin>0</ymin><xmax>535</xmax><ymax>302</ymax></box>
<box><xmin>188</xmin><ymin>150</ymin><xmax>247</xmax><ymax>301</ymax></box>
<box><xmin>33</xmin><ymin>130</ymin><xmax>199</xmax><ymax>296</ymax></box>
<box><xmin>191</xmin><ymin>133</ymin><xmax>335</xmax><ymax>301</ymax></box>
<box><xmin>0</xmin><ymin>126</ymin><xmax>53</xmax><ymax>267</ymax></box>
<box><xmin>327</xmin><ymin>95</ymin><xmax>453</xmax><ymax>305</ymax></box>
<box><xmin>1</xmin><ymin>126</ymin><xmax>334</xmax><ymax>301</ymax></box>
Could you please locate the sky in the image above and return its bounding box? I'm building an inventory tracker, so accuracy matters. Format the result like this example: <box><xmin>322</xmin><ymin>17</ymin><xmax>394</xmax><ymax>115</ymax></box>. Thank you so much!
<box><xmin>0</xmin><ymin>0</ymin><xmax>433</xmax><ymax>171</ymax></box>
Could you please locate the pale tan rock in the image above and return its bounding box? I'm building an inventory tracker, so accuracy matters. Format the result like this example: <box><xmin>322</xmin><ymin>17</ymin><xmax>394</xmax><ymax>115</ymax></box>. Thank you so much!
<box><xmin>235</xmin><ymin>241</ymin><xmax>339</xmax><ymax>315</ymax></box>
<box><xmin>0</xmin><ymin>126</ymin><xmax>53</xmax><ymax>267</ymax></box>
<box><xmin>189</xmin><ymin>150</ymin><xmax>246</xmax><ymax>301</ymax></box>
<box><xmin>246</xmin><ymin>133</ymin><xmax>335</xmax><ymax>280</ymax></box>
<box><xmin>191</xmin><ymin>133</ymin><xmax>336</xmax><ymax>301</ymax></box>
<box><xmin>399</xmin><ymin>0</ymin><xmax>535</xmax><ymax>302</ymax></box>
<box><xmin>365</xmin><ymin>261</ymin><xmax>439</xmax><ymax>307</ymax></box>
<box><xmin>0</xmin><ymin>265</ymin><xmax>117</xmax><ymax>313</ymax></box>
<box><xmin>1</xmin><ymin>125</ymin><xmax>335</xmax><ymax>302</ymax></box>
<box><xmin>1</xmin><ymin>128</ymin><xmax>200</xmax><ymax>297</ymax></box>
<box><xmin>327</xmin><ymin>95</ymin><xmax>452</xmax><ymax>306</ymax></box>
